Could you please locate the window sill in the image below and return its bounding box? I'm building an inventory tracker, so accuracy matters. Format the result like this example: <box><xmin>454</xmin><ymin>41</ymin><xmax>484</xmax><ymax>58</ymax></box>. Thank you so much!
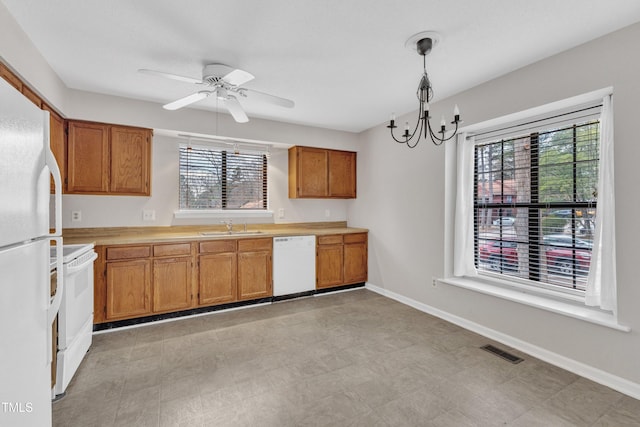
<box><xmin>174</xmin><ymin>210</ymin><xmax>274</xmax><ymax>220</ymax></box>
<box><xmin>440</xmin><ymin>276</ymin><xmax>630</xmax><ymax>332</ymax></box>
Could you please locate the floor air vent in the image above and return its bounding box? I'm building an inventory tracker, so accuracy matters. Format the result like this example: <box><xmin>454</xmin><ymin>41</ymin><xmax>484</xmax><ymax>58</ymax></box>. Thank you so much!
<box><xmin>480</xmin><ymin>344</ymin><xmax>524</xmax><ymax>364</ymax></box>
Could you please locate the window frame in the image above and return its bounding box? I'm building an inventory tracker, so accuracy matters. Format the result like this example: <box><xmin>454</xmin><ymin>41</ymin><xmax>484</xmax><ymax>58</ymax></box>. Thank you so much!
<box><xmin>473</xmin><ymin>120</ymin><xmax>599</xmax><ymax>292</ymax></box>
<box><xmin>441</xmin><ymin>88</ymin><xmax>626</xmax><ymax>330</ymax></box>
<box><xmin>175</xmin><ymin>144</ymin><xmax>273</xmax><ymax>219</ymax></box>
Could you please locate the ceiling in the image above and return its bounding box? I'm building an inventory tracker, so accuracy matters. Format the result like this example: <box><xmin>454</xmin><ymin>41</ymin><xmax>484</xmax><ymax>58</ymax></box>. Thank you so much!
<box><xmin>3</xmin><ymin>0</ymin><xmax>640</xmax><ymax>133</ymax></box>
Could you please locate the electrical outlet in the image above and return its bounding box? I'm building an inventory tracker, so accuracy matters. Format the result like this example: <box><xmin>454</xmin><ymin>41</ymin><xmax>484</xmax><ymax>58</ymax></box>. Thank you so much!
<box><xmin>325</xmin><ymin>209</ymin><xmax>330</xmax><ymax>218</ymax></box>
<box><xmin>278</xmin><ymin>208</ymin><xmax>285</xmax><ymax>219</ymax></box>
<box><xmin>71</xmin><ymin>211</ymin><xmax>81</xmax><ymax>222</ymax></box>
<box><xmin>432</xmin><ymin>277</ymin><xmax>438</xmax><ymax>287</ymax></box>
<box><xmin>142</xmin><ymin>210</ymin><xmax>156</xmax><ymax>221</ymax></box>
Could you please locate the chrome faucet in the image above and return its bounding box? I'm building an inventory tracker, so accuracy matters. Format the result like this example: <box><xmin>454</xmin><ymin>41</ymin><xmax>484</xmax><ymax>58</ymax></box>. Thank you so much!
<box><xmin>221</xmin><ymin>219</ymin><xmax>233</xmax><ymax>233</ymax></box>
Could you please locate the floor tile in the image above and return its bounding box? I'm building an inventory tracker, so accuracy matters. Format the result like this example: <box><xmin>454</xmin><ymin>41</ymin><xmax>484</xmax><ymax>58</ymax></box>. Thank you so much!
<box><xmin>52</xmin><ymin>289</ymin><xmax>639</xmax><ymax>427</ymax></box>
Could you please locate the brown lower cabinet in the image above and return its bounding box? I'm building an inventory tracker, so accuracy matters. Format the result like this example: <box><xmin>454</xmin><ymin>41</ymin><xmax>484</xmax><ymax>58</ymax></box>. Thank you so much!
<box><xmin>95</xmin><ymin>237</ymin><xmax>273</xmax><ymax>324</ymax></box>
<box><xmin>92</xmin><ymin>233</ymin><xmax>364</xmax><ymax>324</ymax></box>
<box><xmin>317</xmin><ymin>233</ymin><xmax>367</xmax><ymax>289</ymax></box>
<box><xmin>106</xmin><ymin>258</ymin><xmax>152</xmax><ymax>320</ymax></box>
<box><xmin>237</xmin><ymin>238</ymin><xmax>272</xmax><ymax>300</ymax></box>
<box><xmin>198</xmin><ymin>240</ymin><xmax>238</xmax><ymax>305</ymax></box>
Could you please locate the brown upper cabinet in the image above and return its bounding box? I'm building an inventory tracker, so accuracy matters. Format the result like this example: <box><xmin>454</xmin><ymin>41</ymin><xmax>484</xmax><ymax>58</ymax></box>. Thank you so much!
<box><xmin>67</xmin><ymin>120</ymin><xmax>152</xmax><ymax>195</ymax></box>
<box><xmin>44</xmin><ymin>106</ymin><xmax>66</xmax><ymax>193</ymax></box>
<box><xmin>1</xmin><ymin>62</ymin><xmax>153</xmax><ymax>197</ymax></box>
<box><xmin>288</xmin><ymin>146</ymin><xmax>356</xmax><ymax>199</ymax></box>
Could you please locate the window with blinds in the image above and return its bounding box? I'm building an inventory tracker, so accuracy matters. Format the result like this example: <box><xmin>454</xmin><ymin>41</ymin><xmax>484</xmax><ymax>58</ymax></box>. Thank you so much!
<box><xmin>473</xmin><ymin>107</ymin><xmax>600</xmax><ymax>291</ymax></box>
<box><xmin>179</xmin><ymin>146</ymin><xmax>268</xmax><ymax>210</ymax></box>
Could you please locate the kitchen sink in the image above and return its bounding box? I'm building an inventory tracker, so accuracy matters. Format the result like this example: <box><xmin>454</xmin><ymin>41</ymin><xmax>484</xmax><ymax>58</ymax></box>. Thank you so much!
<box><xmin>200</xmin><ymin>230</ymin><xmax>265</xmax><ymax>237</ymax></box>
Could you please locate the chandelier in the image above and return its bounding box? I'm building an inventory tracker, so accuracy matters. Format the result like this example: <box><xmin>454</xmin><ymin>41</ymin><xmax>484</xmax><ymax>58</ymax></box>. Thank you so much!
<box><xmin>388</xmin><ymin>32</ymin><xmax>461</xmax><ymax>148</ymax></box>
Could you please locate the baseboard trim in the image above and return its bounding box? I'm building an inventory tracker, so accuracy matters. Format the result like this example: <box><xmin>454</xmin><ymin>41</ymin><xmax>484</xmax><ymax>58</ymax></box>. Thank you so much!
<box><xmin>365</xmin><ymin>282</ymin><xmax>640</xmax><ymax>400</ymax></box>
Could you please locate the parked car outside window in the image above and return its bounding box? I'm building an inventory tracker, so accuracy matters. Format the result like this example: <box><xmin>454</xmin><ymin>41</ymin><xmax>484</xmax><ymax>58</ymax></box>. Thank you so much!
<box><xmin>492</xmin><ymin>217</ymin><xmax>515</xmax><ymax>226</ymax></box>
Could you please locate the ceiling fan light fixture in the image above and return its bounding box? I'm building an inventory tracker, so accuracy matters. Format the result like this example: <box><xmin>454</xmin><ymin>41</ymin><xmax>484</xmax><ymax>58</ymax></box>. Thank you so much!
<box><xmin>216</xmin><ymin>87</ymin><xmax>228</xmax><ymax>100</ymax></box>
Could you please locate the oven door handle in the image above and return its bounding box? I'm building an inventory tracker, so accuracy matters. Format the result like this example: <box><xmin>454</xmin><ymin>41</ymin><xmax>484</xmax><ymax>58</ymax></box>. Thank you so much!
<box><xmin>48</xmin><ymin>237</ymin><xmax>64</xmax><ymax>325</ymax></box>
<box><xmin>65</xmin><ymin>252</ymin><xmax>98</xmax><ymax>276</ymax></box>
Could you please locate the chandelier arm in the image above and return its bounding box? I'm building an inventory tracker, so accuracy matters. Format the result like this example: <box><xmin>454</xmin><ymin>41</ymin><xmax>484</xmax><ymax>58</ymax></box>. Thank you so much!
<box><xmin>407</xmin><ymin>107</ymin><xmax>423</xmax><ymax>139</ymax></box>
<box><xmin>390</xmin><ymin>131</ymin><xmax>410</xmax><ymax>144</ymax></box>
<box><xmin>426</xmin><ymin>120</ymin><xmax>444</xmax><ymax>146</ymax></box>
<box><xmin>426</xmin><ymin>119</ymin><xmax>460</xmax><ymax>145</ymax></box>
<box><xmin>390</xmin><ymin>106</ymin><xmax>424</xmax><ymax>143</ymax></box>
<box><xmin>405</xmin><ymin>117</ymin><xmax>424</xmax><ymax>148</ymax></box>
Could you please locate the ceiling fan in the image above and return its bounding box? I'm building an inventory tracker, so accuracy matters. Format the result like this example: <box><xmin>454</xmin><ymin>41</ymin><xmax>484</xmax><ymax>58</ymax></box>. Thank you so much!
<box><xmin>138</xmin><ymin>63</ymin><xmax>294</xmax><ymax>123</ymax></box>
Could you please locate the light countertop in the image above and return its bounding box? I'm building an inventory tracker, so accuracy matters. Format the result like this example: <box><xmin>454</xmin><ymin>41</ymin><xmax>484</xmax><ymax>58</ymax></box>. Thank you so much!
<box><xmin>62</xmin><ymin>221</ymin><xmax>368</xmax><ymax>246</ymax></box>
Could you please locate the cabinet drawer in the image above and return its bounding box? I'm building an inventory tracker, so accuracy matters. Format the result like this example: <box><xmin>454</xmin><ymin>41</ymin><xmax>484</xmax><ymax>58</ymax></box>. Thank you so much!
<box><xmin>238</xmin><ymin>238</ymin><xmax>272</xmax><ymax>252</ymax></box>
<box><xmin>199</xmin><ymin>240</ymin><xmax>236</xmax><ymax>254</ymax></box>
<box><xmin>106</xmin><ymin>245</ymin><xmax>151</xmax><ymax>260</ymax></box>
<box><xmin>153</xmin><ymin>243</ymin><xmax>191</xmax><ymax>257</ymax></box>
<box><xmin>344</xmin><ymin>233</ymin><xmax>367</xmax><ymax>244</ymax></box>
<box><xmin>317</xmin><ymin>235</ymin><xmax>343</xmax><ymax>245</ymax></box>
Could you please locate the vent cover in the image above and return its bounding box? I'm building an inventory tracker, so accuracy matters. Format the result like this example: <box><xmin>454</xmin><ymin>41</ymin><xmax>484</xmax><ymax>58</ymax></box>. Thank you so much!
<box><xmin>480</xmin><ymin>344</ymin><xmax>524</xmax><ymax>364</ymax></box>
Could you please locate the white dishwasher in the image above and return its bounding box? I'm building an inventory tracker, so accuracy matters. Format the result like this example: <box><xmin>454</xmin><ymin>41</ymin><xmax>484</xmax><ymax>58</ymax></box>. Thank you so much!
<box><xmin>273</xmin><ymin>235</ymin><xmax>316</xmax><ymax>297</ymax></box>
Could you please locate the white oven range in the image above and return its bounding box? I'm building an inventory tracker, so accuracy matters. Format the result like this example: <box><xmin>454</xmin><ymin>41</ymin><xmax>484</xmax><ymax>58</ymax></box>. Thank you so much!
<box><xmin>50</xmin><ymin>243</ymin><xmax>97</xmax><ymax>398</ymax></box>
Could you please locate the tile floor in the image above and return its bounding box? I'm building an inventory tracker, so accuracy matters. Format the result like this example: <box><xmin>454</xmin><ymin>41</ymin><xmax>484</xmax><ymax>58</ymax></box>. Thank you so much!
<box><xmin>53</xmin><ymin>289</ymin><xmax>640</xmax><ymax>426</ymax></box>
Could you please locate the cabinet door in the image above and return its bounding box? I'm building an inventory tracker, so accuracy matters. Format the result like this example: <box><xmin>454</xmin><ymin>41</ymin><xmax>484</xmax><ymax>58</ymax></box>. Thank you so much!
<box><xmin>153</xmin><ymin>257</ymin><xmax>192</xmax><ymax>313</ymax></box>
<box><xmin>46</xmin><ymin>107</ymin><xmax>65</xmax><ymax>193</ymax></box>
<box><xmin>292</xmin><ymin>146</ymin><xmax>328</xmax><ymax>198</ymax></box>
<box><xmin>199</xmin><ymin>253</ymin><xmax>237</xmax><ymax>305</ymax></box>
<box><xmin>110</xmin><ymin>126</ymin><xmax>151</xmax><ymax>195</ymax></box>
<box><xmin>67</xmin><ymin>122</ymin><xmax>110</xmax><ymax>193</ymax></box>
<box><xmin>329</xmin><ymin>150</ymin><xmax>356</xmax><ymax>198</ymax></box>
<box><xmin>316</xmin><ymin>244</ymin><xmax>344</xmax><ymax>289</ymax></box>
<box><xmin>237</xmin><ymin>251</ymin><xmax>272</xmax><ymax>300</ymax></box>
<box><xmin>106</xmin><ymin>259</ymin><xmax>152</xmax><ymax>320</ymax></box>
<box><xmin>344</xmin><ymin>242</ymin><xmax>367</xmax><ymax>284</ymax></box>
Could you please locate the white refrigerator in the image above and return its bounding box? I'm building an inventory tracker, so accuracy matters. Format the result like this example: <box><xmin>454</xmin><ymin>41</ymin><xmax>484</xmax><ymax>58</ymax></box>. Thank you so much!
<box><xmin>0</xmin><ymin>77</ymin><xmax>63</xmax><ymax>426</ymax></box>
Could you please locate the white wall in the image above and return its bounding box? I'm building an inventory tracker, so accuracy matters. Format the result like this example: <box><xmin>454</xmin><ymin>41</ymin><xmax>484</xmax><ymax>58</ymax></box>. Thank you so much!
<box><xmin>61</xmin><ymin>135</ymin><xmax>351</xmax><ymax>228</ymax></box>
<box><xmin>57</xmin><ymin>92</ymin><xmax>359</xmax><ymax>228</ymax></box>
<box><xmin>351</xmin><ymin>23</ymin><xmax>640</xmax><ymax>389</ymax></box>
<box><xmin>0</xmin><ymin>3</ymin><xmax>68</xmax><ymax>113</ymax></box>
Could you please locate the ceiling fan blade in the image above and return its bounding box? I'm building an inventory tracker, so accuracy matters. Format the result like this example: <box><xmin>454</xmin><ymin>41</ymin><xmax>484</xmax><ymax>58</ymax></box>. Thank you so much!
<box><xmin>243</xmin><ymin>88</ymin><xmax>294</xmax><ymax>108</ymax></box>
<box><xmin>138</xmin><ymin>69</ymin><xmax>203</xmax><ymax>84</ymax></box>
<box><xmin>222</xmin><ymin>69</ymin><xmax>255</xmax><ymax>86</ymax></box>
<box><xmin>223</xmin><ymin>96</ymin><xmax>249</xmax><ymax>123</ymax></box>
<box><xmin>163</xmin><ymin>91</ymin><xmax>211</xmax><ymax>110</ymax></box>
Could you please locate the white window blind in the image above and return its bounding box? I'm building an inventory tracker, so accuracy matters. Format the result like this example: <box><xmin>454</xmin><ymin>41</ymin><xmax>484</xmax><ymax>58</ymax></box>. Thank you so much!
<box><xmin>179</xmin><ymin>146</ymin><xmax>267</xmax><ymax>210</ymax></box>
<box><xmin>473</xmin><ymin>104</ymin><xmax>601</xmax><ymax>292</ymax></box>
